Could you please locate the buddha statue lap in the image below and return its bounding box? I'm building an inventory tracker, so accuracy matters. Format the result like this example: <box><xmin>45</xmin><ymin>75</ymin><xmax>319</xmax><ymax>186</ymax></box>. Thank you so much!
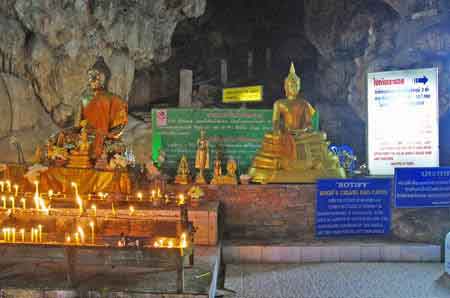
<box><xmin>248</xmin><ymin>63</ymin><xmax>345</xmax><ymax>183</ymax></box>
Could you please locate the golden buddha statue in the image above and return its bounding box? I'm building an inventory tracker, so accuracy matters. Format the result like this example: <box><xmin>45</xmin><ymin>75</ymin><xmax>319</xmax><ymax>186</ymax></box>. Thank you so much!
<box><xmin>195</xmin><ymin>129</ymin><xmax>209</xmax><ymax>184</ymax></box>
<box><xmin>248</xmin><ymin>63</ymin><xmax>345</xmax><ymax>183</ymax></box>
<box><xmin>174</xmin><ymin>155</ymin><xmax>191</xmax><ymax>185</ymax></box>
<box><xmin>74</xmin><ymin>56</ymin><xmax>128</xmax><ymax>160</ymax></box>
<box><xmin>67</xmin><ymin>120</ymin><xmax>92</xmax><ymax>168</ymax></box>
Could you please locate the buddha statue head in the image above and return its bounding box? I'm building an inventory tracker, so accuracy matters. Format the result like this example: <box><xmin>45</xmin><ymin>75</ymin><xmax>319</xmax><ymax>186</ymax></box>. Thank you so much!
<box><xmin>87</xmin><ymin>56</ymin><xmax>111</xmax><ymax>92</ymax></box>
<box><xmin>284</xmin><ymin>62</ymin><xmax>301</xmax><ymax>100</ymax></box>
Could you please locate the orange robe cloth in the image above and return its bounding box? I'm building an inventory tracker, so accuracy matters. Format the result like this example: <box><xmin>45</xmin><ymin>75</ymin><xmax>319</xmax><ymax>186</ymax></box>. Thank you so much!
<box><xmin>82</xmin><ymin>90</ymin><xmax>128</xmax><ymax>158</ymax></box>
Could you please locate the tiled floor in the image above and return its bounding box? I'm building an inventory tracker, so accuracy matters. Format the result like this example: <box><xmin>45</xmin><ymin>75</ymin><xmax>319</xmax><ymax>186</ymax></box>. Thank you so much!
<box><xmin>224</xmin><ymin>263</ymin><xmax>450</xmax><ymax>298</ymax></box>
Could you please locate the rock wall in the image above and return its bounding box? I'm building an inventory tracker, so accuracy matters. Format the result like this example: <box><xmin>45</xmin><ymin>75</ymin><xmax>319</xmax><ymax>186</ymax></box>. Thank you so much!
<box><xmin>0</xmin><ymin>0</ymin><xmax>206</xmax><ymax>162</ymax></box>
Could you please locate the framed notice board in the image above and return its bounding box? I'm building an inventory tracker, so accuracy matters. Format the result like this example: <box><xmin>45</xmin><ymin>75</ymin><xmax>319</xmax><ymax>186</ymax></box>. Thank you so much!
<box><xmin>151</xmin><ymin>108</ymin><xmax>272</xmax><ymax>177</ymax></box>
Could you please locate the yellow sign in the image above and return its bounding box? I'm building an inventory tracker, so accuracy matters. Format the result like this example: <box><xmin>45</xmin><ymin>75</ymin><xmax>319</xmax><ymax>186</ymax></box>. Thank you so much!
<box><xmin>222</xmin><ymin>85</ymin><xmax>263</xmax><ymax>103</ymax></box>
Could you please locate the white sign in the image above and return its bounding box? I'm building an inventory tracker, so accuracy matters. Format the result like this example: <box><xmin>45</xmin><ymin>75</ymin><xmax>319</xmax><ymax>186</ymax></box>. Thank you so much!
<box><xmin>446</xmin><ymin>232</ymin><xmax>450</xmax><ymax>274</ymax></box>
<box><xmin>367</xmin><ymin>68</ymin><xmax>439</xmax><ymax>176</ymax></box>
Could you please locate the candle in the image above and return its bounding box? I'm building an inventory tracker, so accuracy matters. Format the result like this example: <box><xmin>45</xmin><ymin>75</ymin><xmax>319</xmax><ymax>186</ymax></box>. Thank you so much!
<box><xmin>20</xmin><ymin>198</ymin><xmax>26</xmax><ymax>210</ymax></box>
<box><xmin>91</xmin><ymin>204</ymin><xmax>97</xmax><ymax>217</ymax></box>
<box><xmin>31</xmin><ymin>228</ymin><xmax>34</xmax><ymax>242</ymax></box>
<box><xmin>11</xmin><ymin>228</ymin><xmax>15</xmax><ymax>243</ymax></box>
<box><xmin>168</xmin><ymin>240</ymin><xmax>174</xmax><ymax>248</ymax></box>
<box><xmin>9</xmin><ymin>196</ymin><xmax>14</xmax><ymax>213</ymax></box>
<box><xmin>77</xmin><ymin>226</ymin><xmax>84</xmax><ymax>244</ymax></box>
<box><xmin>34</xmin><ymin>181</ymin><xmax>40</xmax><ymax>210</ymax></box>
<box><xmin>151</xmin><ymin>190</ymin><xmax>156</xmax><ymax>199</ymax></box>
<box><xmin>111</xmin><ymin>202</ymin><xmax>116</xmax><ymax>216</ymax></box>
<box><xmin>180</xmin><ymin>233</ymin><xmax>187</xmax><ymax>248</ymax></box>
<box><xmin>98</xmin><ymin>192</ymin><xmax>104</xmax><ymax>200</ymax></box>
<box><xmin>154</xmin><ymin>241</ymin><xmax>159</xmax><ymax>248</ymax></box>
<box><xmin>71</xmin><ymin>182</ymin><xmax>79</xmax><ymax>198</ymax></box>
<box><xmin>178</xmin><ymin>194</ymin><xmax>185</xmax><ymax>205</ymax></box>
<box><xmin>13</xmin><ymin>184</ymin><xmax>18</xmax><ymax>197</ymax></box>
<box><xmin>48</xmin><ymin>189</ymin><xmax>53</xmax><ymax>201</ymax></box>
<box><xmin>6</xmin><ymin>180</ymin><xmax>11</xmax><ymax>193</ymax></box>
<box><xmin>74</xmin><ymin>232</ymin><xmax>79</xmax><ymax>245</ymax></box>
<box><xmin>38</xmin><ymin>225</ymin><xmax>42</xmax><ymax>243</ymax></box>
<box><xmin>2</xmin><ymin>228</ymin><xmax>6</xmax><ymax>241</ymax></box>
<box><xmin>129</xmin><ymin>205</ymin><xmax>135</xmax><ymax>216</ymax></box>
<box><xmin>137</xmin><ymin>192</ymin><xmax>143</xmax><ymax>201</ymax></box>
<box><xmin>34</xmin><ymin>228</ymin><xmax>38</xmax><ymax>243</ymax></box>
<box><xmin>20</xmin><ymin>229</ymin><xmax>24</xmax><ymax>242</ymax></box>
<box><xmin>76</xmin><ymin>195</ymin><xmax>83</xmax><ymax>215</ymax></box>
<box><xmin>1</xmin><ymin>196</ymin><xmax>5</xmax><ymax>209</ymax></box>
<box><xmin>89</xmin><ymin>221</ymin><xmax>95</xmax><ymax>244</ymax></box>
<box><xmin>66</xmin><ymin>235</ymin><xmax>71</xmax><ymax>243</ymax></box>
<box><xmin>6</xmin><ymin>228</ymin><xmax>10</xmax><ymax>242</ymax></box>
<box><xmin>0</xmin><ymin>181</ymin><xmax>4</xmax><ymax>192</ymax></box>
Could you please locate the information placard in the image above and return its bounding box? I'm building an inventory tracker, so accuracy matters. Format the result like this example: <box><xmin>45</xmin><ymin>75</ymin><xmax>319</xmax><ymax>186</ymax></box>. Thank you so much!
<box><xmin>367</xmin><ymin>68</ymin><xmax>439</xmax><ymax>176</ymax></box>
<box><xmin>151</xmin><ymin>108</ymin><xmax>272</xmax><ymax>177</ymax></box>
<box><xmin>395</xmin><ymin>167</ymin><xmax>450</xmax><ymax>208</ymax></box>
<box><xmin>316</xmin><ymin>178</ymin><xmax>391</xmax><ymax>237</ymax></box>
<box><xmin>222</xmin><ymin>85</ymin><xmax>263</xmax><ymax>103</ymax></box>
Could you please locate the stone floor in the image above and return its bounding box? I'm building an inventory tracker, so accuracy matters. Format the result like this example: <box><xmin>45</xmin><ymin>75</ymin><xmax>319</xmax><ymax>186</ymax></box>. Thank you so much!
<box><xmin>0</xmin><ymin>247</ymin><xmax>218</xmax><ymax>296</ymax></box>
<box><xmin>224</xmin><ymin>263</ymin><xmax>450</xmax><ymax>298</ymax></box>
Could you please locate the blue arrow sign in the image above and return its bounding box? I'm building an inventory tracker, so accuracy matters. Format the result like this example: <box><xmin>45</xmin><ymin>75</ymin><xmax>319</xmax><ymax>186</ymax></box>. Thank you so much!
<box><xmin>414</xmin><ymin>76</ymin><xmax>428</xmax><ymax>84</ymax></box>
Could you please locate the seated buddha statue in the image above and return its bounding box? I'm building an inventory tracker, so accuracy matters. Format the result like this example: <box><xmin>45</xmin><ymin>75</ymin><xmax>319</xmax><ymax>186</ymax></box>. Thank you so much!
<box><xmin>248</xmin><ymin>63</ymin><xmax>345</xmax><ymax>183</ymax></box>
<box><xmin>73</xmin><ymin>56</ymin><xmax>128</xmax><ymax>160</ymax></box>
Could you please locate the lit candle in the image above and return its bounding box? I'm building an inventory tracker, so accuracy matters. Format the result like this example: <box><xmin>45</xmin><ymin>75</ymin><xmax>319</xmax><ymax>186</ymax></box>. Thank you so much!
<box><xmin>74</xmin><ymin>232</ymin><xmax>79</xmax><ymax>245</ymax></box>
<box><xmin>76</xmin><ymin>195</ymin><xmax>83</xmax><ymax>215</ymax></box>
<box><xmin>1</xmin><ymin>196</ymin><xmax>5</xmax><ymax>209</ymax></box>
<box><xmin>178</xmin><ymin>194</ymin><xmax>185</xmax><ymax>205</ymax></box>
<box><xmin>2</xmin><ymin>228</ymin><xmax>6</xmax><ymax>241</ymax></box>
<box><xmin>48</xmin><ymin>189</ymin><xmax>53</xmax><ymax>201</ymax></box>
<box><xmin>9</xmin><ymin>196</ymin><xmax>14</xmax><ymax>213</ymax></box>
<box><xmin>0</xmin><ymin>181</ymin><xmax>4</xmax><ymax>192</ymax></box>
<box><xmin>129</xmin><ymin>205</ymin><xmax>135</xmax><ymax>216</ymax></box>
<box><xmin>180</xmin><ymin>233</ymin><xmax>187</xmax><ymax>248</ymax></box>
<box><xmin>159</xmin><ymin>238</ymin><xmax>164</xmax><ymax>247</ymax></box>
<box><xmin>20</xmin><ymin>228</ymin><xmax>24</xmax><ymax>242</ymax></box>
<box><xmin>151</xmin><ymin>190</ymin><xmax>156</xmax><ymax>199</ymax></box>
<box><xmin>154</xmin><ymin>241</ymin><xmax>159</xmax><ymax>248</ymax></box>
<box><xmin>6</xmin><ymin>228</ymin><xmax>10</xmax><ymax>242</ymax></box>
<box><xmin>34</xmin><ymin>181</ymin><xmax>40</xmax><ymax>210</ymax></box>
<box><xmin>11</xmin><ymin>228</ymin><xmax>15</xmax><ymax>243</ymax></box>
<box><xmin>137</xmin><ymin>192</ymin><xmax>143</xmax><ymax>201</ymax></box>
<box><xmin>20</xmin><ymin>198</ymin><xmax>26</xmax><ymax>210</ymax></box>
<box><xmin>66</xmin><ymin>235</ymin><xmax>71</xmax><ymax>243</ymax></box>
<box><xmin>168</xmin><ymin>240</ymin><xmax>174</xmax><ymax>248</ymax></box>
<box><xmin>38</xmin><ymin>225</ymin><xmax>42</xmax><ymax>243</ymax></box>
<box><xmin>71</xmin><ymin>182</ymin><xmax>79</xmax><ymax>198</ymax></box>
<box><xmin>34</xmin><ymin>228</ymin><xmax>38</xmax><ymax>243</ymax></box>
<box><xmin>91</xmin><ymin>204</ymin><xmax>97</xmax><ymax>217</ymax></box>
<box><xmin>5</xmin><ymin>180</ymin><xmax>11</xmax><ymax>193</ymax></box>
<box><xmin>77</xmin><ymin>226</ymin><xmax>84</xmax><ymax>244</ymax></box>
<box><xmin>98</xmin><ymin>192</ymin><xmax>104</xmax><ymax>200</ymax></box>
<box><xmin>13</xmin><ymin>184</ymin><xmax>18</xmax><ymax>197</ymax></box>
<box><xmin>89</xmin><ymin>221</ymin><xmax>95</xmax><ymax>244</ymax></box>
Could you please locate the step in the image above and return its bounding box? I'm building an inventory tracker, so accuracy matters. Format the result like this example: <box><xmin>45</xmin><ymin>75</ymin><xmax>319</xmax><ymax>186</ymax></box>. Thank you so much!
<box><xmin>223</xmin><ymin>241</ymin><xmax>441</xmax><ymax>264</ymax></box>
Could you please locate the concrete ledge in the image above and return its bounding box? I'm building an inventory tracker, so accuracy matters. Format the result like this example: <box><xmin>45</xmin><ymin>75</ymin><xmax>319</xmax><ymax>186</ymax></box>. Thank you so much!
<box><xmin>0</xmin><ymin>290</ymin><xmax>208</xmax><ymax>298</ymax></box>
<box><xmin>223</xmin><ymin>243</ymin><xmax>441</xmax><ymax>264</ymax></box>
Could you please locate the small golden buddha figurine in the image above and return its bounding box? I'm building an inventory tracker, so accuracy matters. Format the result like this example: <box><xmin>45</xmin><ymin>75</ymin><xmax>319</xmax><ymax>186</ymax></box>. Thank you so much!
<box><xmin>210</xmin><ymin>151</ymin><xmax>223</xmax><ymax>185</ymax></box>
<box><xmin>174</xmin><ymin>155</ymin><xmax>191</xmax><ymax>185</ymax></box>
<box><xmin>248</xmin><ymin>63</ymin><xmax>345</xmax><ymax>183</ymax></box>
<box><xmin>67</xmin><ymin>120</ymin><xmax>92</xmax><ymax>168</ymax></box>
<box><xmin>195</xmin><ymin>129</ymin><xmax>209</xmax><ymax>184</ymax></box>
<box><xmin>222</xmin><ymin>158</ymin><xmax>238</xmax><ymax>185</ymax></box>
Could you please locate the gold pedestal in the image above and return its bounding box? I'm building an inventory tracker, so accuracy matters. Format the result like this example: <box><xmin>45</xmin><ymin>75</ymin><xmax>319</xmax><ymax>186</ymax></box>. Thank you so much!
<box><xmin>175</xmin><ymin>174</ymin><xmax>191</xmax><ymax>185</ymax></box>
<box><xmin>67</xmin><ymin>152</ymin><xmax>92</xmax><ymax>169</ymax></box>
<box><xmin>248</xmin><ymin>131</ymin><xmax>345</xmax><ymax>183</ymax></box>
<box><xmin>195</xmin><ymin>171</ymin><xmax>207</xmax><ymax>184</ymax></box>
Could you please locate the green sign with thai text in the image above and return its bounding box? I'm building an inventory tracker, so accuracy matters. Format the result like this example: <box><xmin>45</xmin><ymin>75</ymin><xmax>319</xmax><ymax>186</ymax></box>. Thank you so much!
<box><xmin>151</xmin><ymin>108</ymin><xmax>273</xmax><ymax>178</ymax></box>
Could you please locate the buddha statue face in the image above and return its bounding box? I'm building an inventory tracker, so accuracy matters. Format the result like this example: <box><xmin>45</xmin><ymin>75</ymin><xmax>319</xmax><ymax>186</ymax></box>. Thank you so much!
<box><xmin>88</xmin><ymin>69</ymin><xmax>105</xmax><ymax>91</ymax></box>
<box><xmin>284</xmin><ymin>62</ymin><xmax>301</xmax><ymax>100</ymax></box>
